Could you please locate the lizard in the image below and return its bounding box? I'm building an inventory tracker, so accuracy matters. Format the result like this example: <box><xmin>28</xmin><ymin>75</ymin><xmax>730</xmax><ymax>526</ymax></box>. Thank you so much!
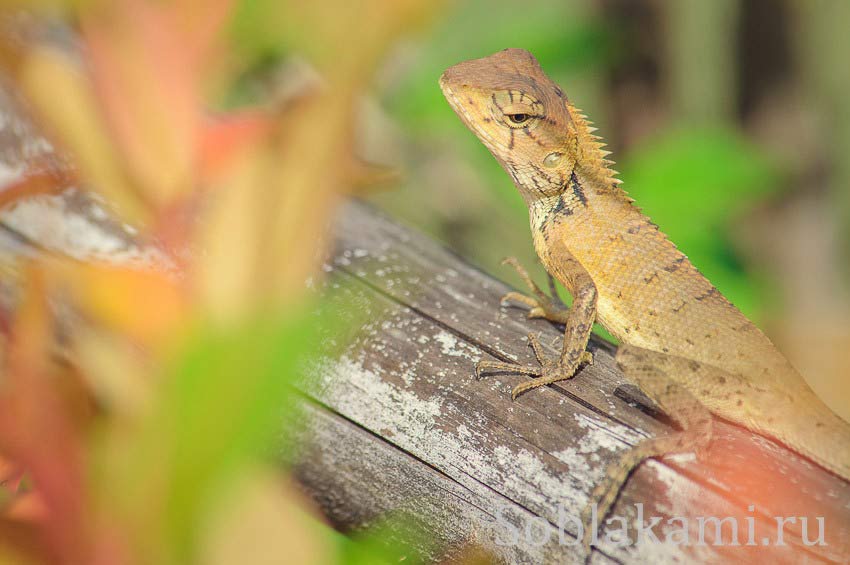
<box><xmin>439</xmin><ymin>48</ymin><xmax>850</xmax><ymax>551</ymax></box>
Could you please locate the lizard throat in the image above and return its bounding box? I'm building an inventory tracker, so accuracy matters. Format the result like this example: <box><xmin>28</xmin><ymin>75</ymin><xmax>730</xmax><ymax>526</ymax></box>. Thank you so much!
<box><xmin>518</xmin><ymin>166</ymin><xmax>593</xmax><ymax>213</ymax></box>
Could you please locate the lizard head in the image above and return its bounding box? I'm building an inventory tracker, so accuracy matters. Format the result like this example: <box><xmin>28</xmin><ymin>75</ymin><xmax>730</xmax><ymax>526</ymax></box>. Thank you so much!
<box><xmin>439</xmin><ymin>48</ymin><xmax>580</xmax><ymax>203</ymax></box>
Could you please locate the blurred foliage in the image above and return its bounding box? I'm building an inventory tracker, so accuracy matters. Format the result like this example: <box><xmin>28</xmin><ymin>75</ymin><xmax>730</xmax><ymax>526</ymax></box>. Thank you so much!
<box><xmin>0</xmin><ymin>0</ymin><xmax>441</xmax><ymax>563</ymax></box>
<box><xmin>386</xmin><ymin>0</ymin><xmax>613</xmax><ymax>130</ymax></box>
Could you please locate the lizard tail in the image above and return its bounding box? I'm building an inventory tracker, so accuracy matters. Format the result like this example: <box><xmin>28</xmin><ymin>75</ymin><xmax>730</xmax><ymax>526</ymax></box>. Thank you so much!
<box><xmin>783</xmin><ymin>393</ymin><xmax>850</xmax><ymax>483</ymax></box>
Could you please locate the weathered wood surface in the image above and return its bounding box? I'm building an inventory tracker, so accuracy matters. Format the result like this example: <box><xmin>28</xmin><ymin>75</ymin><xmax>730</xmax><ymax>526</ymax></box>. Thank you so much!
<box><xmin>293</xmin><ymin>200</ymin><xmax>850</xmax><ymax>564</ymax></box>
<box><xmin>0</xmin><ymin>66</ymin><xmax>847</xmax><ymax>564</ymax></box>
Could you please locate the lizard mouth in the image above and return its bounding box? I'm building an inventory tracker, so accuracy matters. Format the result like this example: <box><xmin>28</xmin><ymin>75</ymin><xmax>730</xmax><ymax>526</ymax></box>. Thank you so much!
<box><xmin>439</xmin><ymin>73</ymin><xmax>507</xmax><ymax>161</ymax></box>
<box><xmin>439</xmin><ymin>80</ymin><xmax>487</xmax><ymax>140</ymax></box>
<box><xmin>438</xmin><ymin>71</ymin><xmax>451</xmax><ymax>92</ymax></box>
<box><xmin>438</xmin><ymin>76</ymin><xmax>462</xmax><ymax>114</ymax></box>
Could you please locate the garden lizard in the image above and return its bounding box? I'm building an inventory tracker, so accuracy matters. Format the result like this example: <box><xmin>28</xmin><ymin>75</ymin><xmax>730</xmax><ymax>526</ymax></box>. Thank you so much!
<box><xmin>439</xmin><ymin>48</ymin><xmax>850</xmax><ymax>550</ymax></box>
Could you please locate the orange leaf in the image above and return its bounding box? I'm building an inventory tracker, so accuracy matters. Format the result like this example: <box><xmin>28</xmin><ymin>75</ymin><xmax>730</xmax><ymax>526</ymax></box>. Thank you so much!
<box><xmin>170</xmin><ymin>0</ymin><xmax>235</xmax><ymax>71</ymax></box>
<box><xmin>5</xmin><ymin>492</ymin><xmax>48</xmax><ymax>524</ymax></box>
<box><xmin>60</xmin><ymin>261</ymin><xmax>188</xmax><ymax>346</ymax></box>
<box><xmin>0</xmin><ymin>267</ymin><xmax>89</xmax><ymax>562</ymax></box>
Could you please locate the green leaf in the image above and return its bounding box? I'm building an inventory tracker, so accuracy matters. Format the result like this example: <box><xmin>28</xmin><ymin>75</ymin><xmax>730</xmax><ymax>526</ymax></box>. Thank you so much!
<box><xmin>160</xmin><ymin>304</ymin><xmax>322</xmax><ymax>556</ymax></box>
<box><xmin>337</xmin><ymin>516</ymin><xmax>428</xmax><ymax>565</ymax></box>
<box><xmin>387</xmin><ymin>0</ymin><xmax>612</xmax><ymax>130</ymax></box>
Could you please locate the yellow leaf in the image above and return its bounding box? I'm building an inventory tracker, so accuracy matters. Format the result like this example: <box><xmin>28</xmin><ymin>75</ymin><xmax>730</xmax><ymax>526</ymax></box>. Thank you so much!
<box><xmin>199</xmin><ymin>468</ymin><xmax>335</xmax><ymax>565</ymax></box>
<box><xmin>193</xmin><ymin>147</ymin><xmax>266</xmax><ymax>325</ymax></box>
<box><xmin>73</xmin><ymin>325</ymin><xmax>152</xmax><ymax>417</ymax></box>
<box><xmin>19</xmin><ymin>47</ymin><xmax>150</xmax><ymax>224</ymax></box>
<box><xmin>54</xmin><ymin>260</ymin><xmax>186</xmax><ymax>346</ymax></box>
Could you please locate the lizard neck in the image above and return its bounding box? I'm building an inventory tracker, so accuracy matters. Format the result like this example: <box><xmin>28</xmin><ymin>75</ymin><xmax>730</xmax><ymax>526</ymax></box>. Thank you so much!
<box><xmin>527</xmin><ymin>166</ymin><xmax>635</xmax><ymax>236</ymax></box>
<box><xmin>520</xmin><ymin>102</ymin><xmax>634</xmax><ymax>220</ymax></box>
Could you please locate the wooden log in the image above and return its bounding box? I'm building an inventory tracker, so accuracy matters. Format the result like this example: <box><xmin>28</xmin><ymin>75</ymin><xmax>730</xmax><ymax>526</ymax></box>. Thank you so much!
<box><xmin>294</xmin><ymin>200</ymin><xmax>850</xmax><ymax>563</ymax></box>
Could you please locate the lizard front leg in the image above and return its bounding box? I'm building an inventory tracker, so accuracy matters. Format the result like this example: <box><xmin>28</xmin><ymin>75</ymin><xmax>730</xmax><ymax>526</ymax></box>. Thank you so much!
<box><xmin>581</xmin><ymin>345</ymin><xmax>715</xmax><ymax>551</ymax></box>
<box><xmin>476</xmin><ymin>253</ymin><xmax>596</xmax><ymax>399</ymax></box>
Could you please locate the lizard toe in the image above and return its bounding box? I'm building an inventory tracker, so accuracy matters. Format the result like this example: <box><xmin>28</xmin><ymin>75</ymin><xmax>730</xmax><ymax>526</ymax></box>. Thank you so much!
<box><xmin>474</xmin><ymin>359</ymin><xmax>543</xmax><ymax>381</ymax></box>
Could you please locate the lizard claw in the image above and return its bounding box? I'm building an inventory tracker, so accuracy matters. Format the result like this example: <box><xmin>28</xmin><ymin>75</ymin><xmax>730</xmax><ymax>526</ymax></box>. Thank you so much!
<box><xmin>476</xmin><ymin>333</ymin><xmax>592</xmax><ymax>399</ymax></box>
<box><xmin>473</xmin><ymin>333</ymin><xmax>552</xmax><ymax>390</ymax></box>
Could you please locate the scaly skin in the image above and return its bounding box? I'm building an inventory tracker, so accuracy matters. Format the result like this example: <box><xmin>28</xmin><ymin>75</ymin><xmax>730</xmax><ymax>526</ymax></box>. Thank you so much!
<box><xmin>440</xmin><ymin>48</ymin><xmax>850</xmax><ymax>550</ymax></box>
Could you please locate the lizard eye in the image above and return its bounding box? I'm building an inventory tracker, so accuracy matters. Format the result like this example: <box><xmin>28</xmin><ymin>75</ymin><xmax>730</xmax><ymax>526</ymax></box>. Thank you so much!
<box><xmin>507</xmin><ymin>113</ymin><xmax>530</xmax><ymax>125</ymax></box>
<box><xmin>497</xmin><ymin>101</ymin><xmax>541</xmax><ymax>128</ymax></box>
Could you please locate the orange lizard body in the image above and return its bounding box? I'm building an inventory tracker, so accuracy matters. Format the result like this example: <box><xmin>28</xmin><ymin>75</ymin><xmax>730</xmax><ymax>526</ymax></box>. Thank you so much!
<box><xmin>439</xmin><ymin>48</ymin><xmax>850</xmax><ymax>549</ymax></box>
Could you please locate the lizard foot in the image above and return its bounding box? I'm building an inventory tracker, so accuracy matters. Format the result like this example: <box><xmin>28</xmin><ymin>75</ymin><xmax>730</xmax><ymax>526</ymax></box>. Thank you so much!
<box><xmin>500</xmin><ymin>257</ymin><xmax>570</xmax><ymax>324</ymax></box>
<box><xmin>475</xmin><ymin>333</ymin><xmax>592</xmax><ymax>400</ymax></box>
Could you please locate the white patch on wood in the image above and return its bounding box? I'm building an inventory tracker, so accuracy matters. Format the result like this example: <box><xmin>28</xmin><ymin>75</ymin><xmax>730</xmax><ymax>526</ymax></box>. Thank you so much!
<box><xmin>573</xmin><ymin>412</ymin><xmax>647</xmax><ymax>449</ymax></box>
<box><xmin>310</xmin><ymin>350</ymin><xmax>648</xmax><ymax>528</ymax></box>
<box><xmin>433</xmin><ymin>329</ymin><xmax>478</xmax><ymax>360</ymax></box>
<box><xmin>551</xmin><ymin>413</ymin><xmax>647</xmax><ymax>494</ymax></box>
<box><xmin>1</xmin><ymin>193</ymin><xmax>168</xmax><ymax>269</ymax></box>
<box><xmin>0</xmin><ymin>161</ymin><xmax>25</xmax><ymax>187</ymax></box>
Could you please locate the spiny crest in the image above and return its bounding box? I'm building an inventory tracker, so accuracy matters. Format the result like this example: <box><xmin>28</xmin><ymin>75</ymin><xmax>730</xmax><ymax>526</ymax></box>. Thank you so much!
<box><xmin>565</xmin><ymin>103</ymin><xmax>626</xmax><ymax>195</ymax></box>
<box><xmin>565</xmin><ymin>104</ymin><xmax>677</xmax><ymax>238</ymax></box>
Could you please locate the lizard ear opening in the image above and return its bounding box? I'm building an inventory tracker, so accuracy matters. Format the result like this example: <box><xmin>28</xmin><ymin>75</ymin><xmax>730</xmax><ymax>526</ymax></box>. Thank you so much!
<box><xmin>543</xmin><ymin>152</ymin><xmax>563</xmax><ymax>168</ymax></box>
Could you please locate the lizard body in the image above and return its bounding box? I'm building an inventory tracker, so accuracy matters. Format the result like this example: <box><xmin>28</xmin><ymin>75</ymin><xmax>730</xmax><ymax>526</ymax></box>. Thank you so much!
<box><xmin>439</xmin><ymin>48</ymin><xmax>850</xmax><ymax>547</ymax></box>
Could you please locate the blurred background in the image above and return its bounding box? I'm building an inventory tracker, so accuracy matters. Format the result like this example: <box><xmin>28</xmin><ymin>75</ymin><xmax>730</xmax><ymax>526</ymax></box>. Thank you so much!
<box><xmin>0</xmin><ymin>1</ymin><xmax>847</xmax><ymax>564</ymax></box>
